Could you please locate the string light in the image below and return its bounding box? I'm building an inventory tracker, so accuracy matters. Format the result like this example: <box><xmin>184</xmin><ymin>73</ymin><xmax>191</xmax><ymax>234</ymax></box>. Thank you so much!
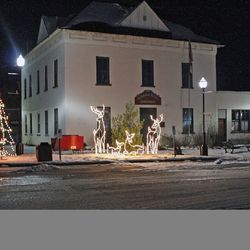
<box><xmin>90</xmin><ymin>104</ymin><xmax>106</xmax><ymax>154</ymax></box>
<box><xmin>146</xmin><ymin>114</ymin><xmax>164</xmax><ymax>154</ymax></box>
<box><xmin>124</xmin><ymin>130</ymin><xmax>144</xmax><ymax>155</ymax></box>
<box><xmin>0</xmin><ymin>99</ymin><xmax>16</xmax><ymax>158</ymax></box>
<box><xmin>107</xmin><ymin>140</ymin><xmax>124</xmax><ymax>155</ymax></box>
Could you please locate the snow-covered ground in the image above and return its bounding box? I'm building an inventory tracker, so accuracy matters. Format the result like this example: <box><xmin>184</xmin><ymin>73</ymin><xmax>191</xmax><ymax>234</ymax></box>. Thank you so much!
<box><xmin>1</xmin><ymin>145</ymin><xmax>250</xmax><ymax>166</ymax></box>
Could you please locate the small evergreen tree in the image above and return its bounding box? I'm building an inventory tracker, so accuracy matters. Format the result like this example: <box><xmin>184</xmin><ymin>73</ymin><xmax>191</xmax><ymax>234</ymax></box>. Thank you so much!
<box><xmin>111</xmin><ymin>102</ymin><xmax>144</xmax><ymax>151</ymax></box>
<box><xmin>0</xmin><ymin>98</ymin><xmax>16</xmax><ymax>158</ymax></box>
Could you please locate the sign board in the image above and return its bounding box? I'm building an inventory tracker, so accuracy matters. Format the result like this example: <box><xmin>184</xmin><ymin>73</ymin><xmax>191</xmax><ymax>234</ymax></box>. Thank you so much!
<box><xmin>135</xmin><ymin>90</ymin><xmax>161</xmax><ymax>105</ymax></box>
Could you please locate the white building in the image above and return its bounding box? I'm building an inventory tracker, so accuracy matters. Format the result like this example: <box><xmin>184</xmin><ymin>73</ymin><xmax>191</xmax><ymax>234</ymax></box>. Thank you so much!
<box><xmin>21</xmin><ymin>1</ymin><xmax>250</xmax><ymax>147</ymax></box>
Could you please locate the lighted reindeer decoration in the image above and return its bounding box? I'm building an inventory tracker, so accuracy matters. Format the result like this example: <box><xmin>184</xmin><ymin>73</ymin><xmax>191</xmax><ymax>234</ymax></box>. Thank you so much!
<box><xmin>107</xmin><ymin>140</ymin><xmax>124</xmax><ymax>155</ymax></box>
<box><xmin>90</xmin><ymin>104</ymin><xmax>106</xmax><ymax>154</ymax></box>
<box><xmin>124</xmin><ymin>130</ymin><xmax>144</xmax><ymax>155</ymax></box>
<box><xmin>146</xmin><ymin>114</ymin><xmax>164</xmax><ymax>154</ymax></box>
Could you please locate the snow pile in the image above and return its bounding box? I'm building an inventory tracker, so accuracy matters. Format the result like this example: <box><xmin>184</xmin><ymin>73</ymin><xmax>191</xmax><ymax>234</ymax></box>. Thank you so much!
<box><xmin>30</xmin><ymin>164</ymin><xmax>60</xmax><ymax>172</ymax></box>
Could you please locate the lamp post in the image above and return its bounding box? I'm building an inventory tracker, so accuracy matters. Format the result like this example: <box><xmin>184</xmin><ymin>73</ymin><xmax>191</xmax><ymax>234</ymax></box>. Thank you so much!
<box><xmin>199</xmin><ymin>77</ymin><xmax>208</xmax><ymax>156</ymax></box>
<box><xmin>16</xmin><ymin>54</ymin><xmax>25</xmax><ymax>155</ymax></box>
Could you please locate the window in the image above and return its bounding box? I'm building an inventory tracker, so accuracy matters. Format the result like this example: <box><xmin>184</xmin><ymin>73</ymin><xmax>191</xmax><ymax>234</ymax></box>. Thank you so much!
<box><xmin>54</xmin><ymin>108</ymin><xmax>58</xmax><ymax>135</ymax></box>
<box><xmin>232</xmin><ymin>110</ymin><xmax>250</xmax><ymax>132</ymax></box>
<box><xmin>45</xmin><ymin>110</ymin><xmax>48</xmax><ymax>135</ymax></box>
<box><xmin>183</xmin><ymin>108</ymin><xmax>194</xmax><ymax>134</ymax></box>
<box><xmin>44</xmin><ymin>65</ymin><xmax>48</xmax><ymax>91</ymax></box>
<box><xmin>96</xmin><ymin>56</ymin><xmax>110</xmax><ymax>85</ymax></box>
<box><xmin>37</xmin><ymin>113</ymin><xmax>40</xmax><ymax>134</ymax></box>
<box><xmin>24</xmin><ymin>114</ymin><xmax>28</xmax><ymax>134</ymax></box>
<box><xmin>37</xmin><ymin>70</ymin><xmax>40</xmax><ymax>94</ymax></box>
<box><xmin>142</xmin><ymin>60</ymin><xmax>154</xmax><ymax>87</ymax></box>
<box><xmin>53</xmin><ymin>59</ymin><xmax>58</xmax><ymax>88</ymax></box>
<box><xmin>29</xmin><ymin>113</ymin><xmax>32</xmax><ymax>134</ymax></box>
<box><xmin>29</xmin><ymin>75</ymin><xmax>32</xmax><ymax>97</ymax></box>
<box><xmin>182</xmin><ymin>63</ymin><xmax>193</xmax><ymax>88</ymax></box>
<box><xmin>24</xmin><ymin>78</ymin><xmax>27</xmax><ymax>99</ymax></box>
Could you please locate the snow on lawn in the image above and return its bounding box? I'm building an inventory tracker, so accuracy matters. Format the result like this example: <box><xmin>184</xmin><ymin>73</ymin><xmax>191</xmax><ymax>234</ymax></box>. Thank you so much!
<box><xmin>2</xmin><ymin>145</ymin><xmax>250</xmax><ymax>168</ymax></box>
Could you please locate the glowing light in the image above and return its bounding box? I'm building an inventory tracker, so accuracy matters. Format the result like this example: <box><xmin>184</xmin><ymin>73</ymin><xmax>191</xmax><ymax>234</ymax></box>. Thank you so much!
<box><xmin>90</xmin><ymin>104</ymin><xmax>106</xmax><ymax>154</ymax></box>
<box><xmin>16</xmin><ymin>54</ymin><xmax>25</xmax><ymax>67</ymax></box>
<box><xmin>199</xmin><ymin>77</ymin><xmax>208</xmax><ymax>89</ymax></box>
<box><xmin>124</xmin><ymin>130</ymin><xmax>144</xmax><ymax>155</ymax></box>
<box><xmin>0</xmin><ymin>99</ymin><xmax>16</xmax><ymax>158</ymax></box>
<box><xmin>107</xmin><ymin>140</ymin><xmax>124</xmax><ymax>155</ymax></box>
<box><xmin>146</xmin><ymin>114</ymin><xmax>164</xmax><ymax>154</ymax></box>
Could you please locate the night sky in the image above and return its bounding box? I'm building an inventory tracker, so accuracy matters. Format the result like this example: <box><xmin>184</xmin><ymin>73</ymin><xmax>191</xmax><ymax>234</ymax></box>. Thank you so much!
<box><xmin>0</xmin><ymin>0</ymin><xmax>249</xmax><ymax>90</ymax></box>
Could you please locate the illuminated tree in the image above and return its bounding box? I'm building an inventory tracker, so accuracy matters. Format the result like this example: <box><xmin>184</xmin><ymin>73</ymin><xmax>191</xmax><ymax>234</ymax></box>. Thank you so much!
<box><xmin>0</xmin><ymin>98</ymin><xmax>16</xmax><ymax>158</ymax></box>
<box><xmin>111</xmin><ymin>102</ymin><xmax>144</xmax><ymax>152</ymax></box>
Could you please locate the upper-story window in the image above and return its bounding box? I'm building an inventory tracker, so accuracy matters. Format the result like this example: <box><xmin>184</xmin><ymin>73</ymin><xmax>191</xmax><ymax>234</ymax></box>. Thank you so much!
<box><xmin>24</xmin><ymin>78</ymin><xmax>27</xmax><ymax>99</ymax></box>
<box><xmin>37</xmin><ymin>70</ymin><xmax>40</xmax><ymax>94</ymax></box>
<box><xmin>53</xmin><ymin>59</ymin><xmax>58</xmax><ymax>88</ymax></box>
<box><xmin>96</xmin><ymin>56</ymin><xmax>110</xmax><ymax>85</ymax></box>
<box><xmin>142</xmin><ymin>60</ymin><xmax>154</xmax><ymax>87</ymax></box>
<box><xmin>29</xmin><ymin>74</ymin><xmax>32</xmax><ymax>97</ymax></box>
<box><xmin>182</xmin><ymin>63</ymin><xmax>193</xmax><ymax>88</ymax></box>
<box><xmin>44</xmin><ymin>65</ymin><xmax>48</xmax><ymax>91</ymax></box>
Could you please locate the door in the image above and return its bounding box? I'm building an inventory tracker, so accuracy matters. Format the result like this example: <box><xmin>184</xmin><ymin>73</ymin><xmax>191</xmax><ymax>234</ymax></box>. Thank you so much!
<box><xmin>140</xmin><ymin>108</ymin><xmax>157</xmax><ymax>144</ymax></box>
<box><xmin>218</xmin><ymin>109</ymin><xmax>227</xmax><ymax>143</ymax></box>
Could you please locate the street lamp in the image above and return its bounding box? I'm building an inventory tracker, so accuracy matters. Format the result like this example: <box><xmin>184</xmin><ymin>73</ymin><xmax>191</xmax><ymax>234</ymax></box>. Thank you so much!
<box><xmin>15</xmin><ymin>54</ymin><xmax>25</xmax><ymax>154</ymax></box>
<box><xmin>16</xmin><ymin>54</ymin><xmax>25</xmax><ymax>67</ymax></box>
<box><xmin>199</xmin><ymin>77</ymin><xmax>208</xmax><ymax>156</ymax></box>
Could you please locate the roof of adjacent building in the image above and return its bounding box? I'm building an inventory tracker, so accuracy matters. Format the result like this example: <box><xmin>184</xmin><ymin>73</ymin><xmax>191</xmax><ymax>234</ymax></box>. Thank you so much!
<box><xmin>37</xmin><ymin>1</ymin><xmax>220</xmax><ymax>45</ymax></box>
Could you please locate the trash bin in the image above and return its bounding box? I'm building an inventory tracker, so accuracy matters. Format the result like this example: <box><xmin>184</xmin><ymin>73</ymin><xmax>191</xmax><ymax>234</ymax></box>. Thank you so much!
<box><xmin>16</xmin><ymin>142</ymin><xmax>24</xmax><ymax>155</ymax></box>
<box><xmin>36</xmin><ymin>142</ymin><xmax>52</xmax><ymax>162</ymax></box>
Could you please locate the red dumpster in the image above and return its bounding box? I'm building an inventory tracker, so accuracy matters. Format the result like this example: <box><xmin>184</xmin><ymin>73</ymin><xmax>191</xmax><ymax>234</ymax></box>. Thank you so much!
<box><xmin>51</xmin><ymin>135</ymin><xmax>84</xmax><ymax>151</ymax></box>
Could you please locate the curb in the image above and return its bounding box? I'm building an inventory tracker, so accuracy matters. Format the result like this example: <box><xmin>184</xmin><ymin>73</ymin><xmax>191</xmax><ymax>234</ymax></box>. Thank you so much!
<box><xmin>0</xmin><ymin>156</ymin><xmax>220</xmax><ymax>168</ymax></box>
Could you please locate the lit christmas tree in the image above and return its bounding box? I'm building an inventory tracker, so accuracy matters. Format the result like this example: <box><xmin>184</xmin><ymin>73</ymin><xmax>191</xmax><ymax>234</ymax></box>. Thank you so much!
<box><xmin>0</xmin><ymin>98</ymin><xmax>16</xmax><ymax>158</ymax></box>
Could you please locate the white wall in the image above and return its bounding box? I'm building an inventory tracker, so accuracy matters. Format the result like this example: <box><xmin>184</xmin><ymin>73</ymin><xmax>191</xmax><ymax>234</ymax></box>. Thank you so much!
<box><xmin>22</xmin><ymin>31</ymin><xmax>66</xmax><ymax>145</ymax></box>
<box><xmin>63</xmin><ymin>30</ymin><xmax>218</xmax><ymax>145</ymax></box>
<box><xmin>216</xmin><ymin>91</ymin><xmax>250</xmax><ymax>140</ymax></box>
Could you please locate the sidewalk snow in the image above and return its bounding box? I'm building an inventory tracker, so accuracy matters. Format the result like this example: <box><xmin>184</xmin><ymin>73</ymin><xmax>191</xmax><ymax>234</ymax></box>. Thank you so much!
<box><xmin>1</xmin><ymin>145</ymin><xmax>250</xmax><ymax>169</ymax></box>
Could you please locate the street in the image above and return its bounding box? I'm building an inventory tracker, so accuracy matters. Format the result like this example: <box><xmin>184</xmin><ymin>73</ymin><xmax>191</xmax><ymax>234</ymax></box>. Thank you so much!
<box><xmin>1</xmin><ymin>161</ymin><xmax>250</xmax><ymax>209</ymax></box>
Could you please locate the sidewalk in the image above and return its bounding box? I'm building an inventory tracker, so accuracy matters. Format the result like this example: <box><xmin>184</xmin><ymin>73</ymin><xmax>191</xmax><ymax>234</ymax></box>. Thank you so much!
<box><xmin>0</xmin><ymin>145</ymin><xmax>229</xmax><ymax>168</ymax></box>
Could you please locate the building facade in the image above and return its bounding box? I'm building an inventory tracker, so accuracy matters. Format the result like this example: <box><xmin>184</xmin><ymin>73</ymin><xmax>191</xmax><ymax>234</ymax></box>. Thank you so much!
<box><xmin>22</xmin><ymin>1</ymin><xmax>249</xmax><ymax>147</ymax></box>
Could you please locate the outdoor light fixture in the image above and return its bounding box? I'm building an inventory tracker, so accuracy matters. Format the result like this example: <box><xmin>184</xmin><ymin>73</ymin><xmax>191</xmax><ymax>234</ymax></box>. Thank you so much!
<box><xmin>15</xmin><ymin>54</ymin><xmax>25</xmax><ymax>155</ymax></box>
<box><xmin>16</xmin><ymin>54</ymin><xmax>25</xmax><ymax>67</ymax></box>
<box><xmin>199</xmin><ymin>77</ymin><xmax>208</xmax><ymax>156</ymax></box>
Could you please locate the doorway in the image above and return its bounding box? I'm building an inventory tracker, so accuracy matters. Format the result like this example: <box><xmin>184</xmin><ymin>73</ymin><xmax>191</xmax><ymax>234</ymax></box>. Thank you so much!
<box><xmin>218</xmin><ymin>109</ymin><xmax>227</xmax><ymax>143</ymax></box>
<box><xmin>140</xmin><ymin>108</ymin><xmax>157</xmax><ymax>144</ymax></box>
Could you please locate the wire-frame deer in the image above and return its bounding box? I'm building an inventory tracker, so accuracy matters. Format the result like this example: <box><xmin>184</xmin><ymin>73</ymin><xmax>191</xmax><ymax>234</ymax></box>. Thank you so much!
<box><xmin>124</xmin><ymin>130</ymin><xmax>144</xmax><ymax>155</ymax></box>
<box><xmin>90</xmin><ymin>104</ymin><xmax>106</xmax><ymax>154</ymax></box>
<box><xmin>146</xmin><ymin>114</ymin><xmax>164</xmax><ymax>154</ymax></box>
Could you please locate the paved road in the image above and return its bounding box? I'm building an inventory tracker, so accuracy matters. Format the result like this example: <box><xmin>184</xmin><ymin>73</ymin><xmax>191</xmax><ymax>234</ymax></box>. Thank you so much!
<box><xmin>0</xmin><ymin>162</ymin><xmax>250</xmax><ymax>209</ymax></box>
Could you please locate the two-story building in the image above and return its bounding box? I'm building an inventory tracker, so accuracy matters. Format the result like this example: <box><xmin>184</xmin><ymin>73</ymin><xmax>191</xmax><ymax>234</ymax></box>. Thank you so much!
<box><xmin>21</xmin><ymin>1</ymin><xmax>250</xmax><ymax>147</ymax></box>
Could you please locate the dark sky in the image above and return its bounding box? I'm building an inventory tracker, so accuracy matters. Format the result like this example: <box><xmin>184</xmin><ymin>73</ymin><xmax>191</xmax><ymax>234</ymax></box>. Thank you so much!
<box><xmin>0</xmin><ymin>0</ymin><xmax>249</xmax><ymax>90</ymax></box>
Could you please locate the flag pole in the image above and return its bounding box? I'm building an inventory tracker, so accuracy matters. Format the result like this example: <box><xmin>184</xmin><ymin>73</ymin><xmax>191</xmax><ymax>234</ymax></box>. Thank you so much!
<box><xmin>188</xmin><ymin>40</ymin><xmax>193</xmax><ymax>136</ymax></box>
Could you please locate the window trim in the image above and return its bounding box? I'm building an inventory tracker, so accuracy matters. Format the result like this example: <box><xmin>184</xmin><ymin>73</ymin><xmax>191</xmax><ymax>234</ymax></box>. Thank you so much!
<box><xmin>141</xmin><ymin>59</ymin><xmax>155</xmax><ymax>87</ymax></box>
<box><xmin>181</xmin><ymin>62</ymin><xmax>193</xmax><ymax>89</ymax></box>
<box><xmin>96</xmin><ymin>56</ymin><xmax>110</xmax><ymax>86</ymax></box>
